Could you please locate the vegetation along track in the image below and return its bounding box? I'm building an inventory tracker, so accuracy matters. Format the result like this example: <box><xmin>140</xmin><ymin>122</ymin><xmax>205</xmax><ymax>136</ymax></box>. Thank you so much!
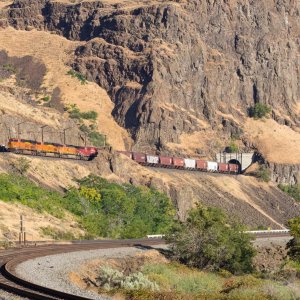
<box><xmin>0</xmin><ymin>239</ymin><xmax>163</xmax><ymax>300</ymax></box>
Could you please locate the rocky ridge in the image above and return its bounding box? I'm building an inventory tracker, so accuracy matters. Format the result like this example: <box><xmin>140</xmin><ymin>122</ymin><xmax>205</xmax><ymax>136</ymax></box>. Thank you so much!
<box><xmin>0</xmin><ymin>0</ymin><xmax>299</xmax><ymax>153</ymax></box>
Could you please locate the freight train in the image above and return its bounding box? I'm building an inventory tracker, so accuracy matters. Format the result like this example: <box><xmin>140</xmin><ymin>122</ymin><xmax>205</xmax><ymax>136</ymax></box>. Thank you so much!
<box><xmin>6</xmin><ymin>138</ymin><xmax>98</xmax><ymax>160</ymax></box>
<box><xmin>117</xmin><ymin>151</ymin><xmax>240</xmax><ymax>174</ymax></box>
<box><xmin>2</xmin><ymin>138</ymin><xmax>240</xmax><ymax>174</ymax></box>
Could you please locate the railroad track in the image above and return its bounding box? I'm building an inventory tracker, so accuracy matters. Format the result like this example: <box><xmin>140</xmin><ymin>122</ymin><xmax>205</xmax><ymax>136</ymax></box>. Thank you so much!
<box><xmin>0</xmin><ymin>233</ymin><xmax>291</xmax><ymax>299</ymax></box>
<box><xmin>0</xmin><ymin>239</ymin><xmax>164</xmax><ymax>300</ymax></box>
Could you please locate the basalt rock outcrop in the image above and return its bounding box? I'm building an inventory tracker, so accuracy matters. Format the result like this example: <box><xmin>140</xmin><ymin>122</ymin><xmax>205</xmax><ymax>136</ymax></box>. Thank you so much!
<box><xmin>1</xmin><ymin>0</ymin><xmax>299</xmax><ymax>154</ymax></box>
<box><xmin>269</xmin><ymin>162</ymin><xmax>300</xmax><ymax>185</ymax></box>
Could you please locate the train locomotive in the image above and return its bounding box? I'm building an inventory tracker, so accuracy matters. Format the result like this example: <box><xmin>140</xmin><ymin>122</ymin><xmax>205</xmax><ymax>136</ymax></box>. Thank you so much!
<box><xmin>7</xmin><ymin>138</ymin><xmax>98</xmax><ymax>160</ymax></box>
<box><xmin>118</xmin><ymin>151</ymin><xmax>240</xmax><ymax>174</ymax></box>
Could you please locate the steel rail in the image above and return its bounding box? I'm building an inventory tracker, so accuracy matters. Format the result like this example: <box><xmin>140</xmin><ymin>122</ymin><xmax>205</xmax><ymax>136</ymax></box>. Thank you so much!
<box><xmin>0</xmin><ymin>239</ymin><xmax>164</xmax><ymax>300</ymax></box>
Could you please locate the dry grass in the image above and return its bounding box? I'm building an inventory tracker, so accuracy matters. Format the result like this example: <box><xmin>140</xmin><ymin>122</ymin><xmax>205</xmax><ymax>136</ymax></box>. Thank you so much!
<box><xmin>0</xmin><ymin>200</ymin><xmax>84</xmax><ymax>241</ymax></box>
<box><xmin>244</xmin><ymin>119</ymin><xmax>300</xmax><ymax>164</ymax></box>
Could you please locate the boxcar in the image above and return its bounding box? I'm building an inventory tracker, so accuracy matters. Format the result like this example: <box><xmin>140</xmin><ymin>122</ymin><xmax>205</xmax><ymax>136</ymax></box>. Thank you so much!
<box><xmin>196</xmin><ymin>160</ymin><xmax>208</xmax><ymax>170</ymax></box>
<box><xmin>147</xmin><ymin>155</ymin><xmax>159</xmax><ymax>164</ymax></box>
<box><xmin>133</xmin><ymin>152</ymin><xmax>146</xmax><ymax>163</ymax></box>
<box><xmin>184</xmin><ymin>158</ymin><xmax>196</xmax><ymax>169</ymax></box>
<box><xmin>173</xmin><ymin>158</ymin><xmax>184</xmax><ymax>168</ymax></box>
<box><xmin>218</xmin><ymin>163</ymin><xmax>229</xmax><ymax>173</ymax></box>
<box><xmin>159</xmin><ymin>156</ymin><xmax>173</xmax><ymax>166</ymax></box>
<box><xmin>207</xmin><ymin>161</ymin><xmax>218</xmax><ymax>172</ymax></box>
<box><xmin>229</xmin><ymin>164</ymin><xmax>239</xmax><ymax>173</ymax></box>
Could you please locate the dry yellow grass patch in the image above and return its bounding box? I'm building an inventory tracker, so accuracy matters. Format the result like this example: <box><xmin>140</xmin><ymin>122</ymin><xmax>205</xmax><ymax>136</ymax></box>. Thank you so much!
<box><xmin>244</xmin><ymin>119</ymin><xmax>300</xmax><ymax>164</ymax></box>
<box><xmin>0</xmin><ymin>200</ymin><xmax>84</xmax><ymax>241</ymax></box>
<box><xmin>0</xmin><ymin>27</ymin><xmax>131</xmax><ymax>150</ymax></box>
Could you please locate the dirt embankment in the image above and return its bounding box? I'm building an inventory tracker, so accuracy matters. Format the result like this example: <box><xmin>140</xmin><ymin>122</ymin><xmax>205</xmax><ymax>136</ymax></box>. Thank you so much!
<box><xmin>0</xmin><ymin>149</ymin><xmax>298</xmax><ymax>231</ymax></box>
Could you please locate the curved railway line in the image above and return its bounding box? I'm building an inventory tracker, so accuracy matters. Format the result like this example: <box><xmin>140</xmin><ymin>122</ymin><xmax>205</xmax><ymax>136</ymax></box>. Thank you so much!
<box><xmin>0</xmin><ymin>239</ymin><xmax>164</xmax><ymax>300</ymax></box>
<box><xmin>0</xmin><ymin>232</ymin><xmax>292</xmax><ymax>299</ymax></box>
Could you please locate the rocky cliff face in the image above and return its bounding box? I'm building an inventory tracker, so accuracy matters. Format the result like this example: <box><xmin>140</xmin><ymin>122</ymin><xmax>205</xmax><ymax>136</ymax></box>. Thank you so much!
<box><xmin>269</xmin><ymin>162</ymin><xmax>300</xmax><ymax>185</ymax></box>
<box><xmin>1</xmin><ymin>0</ymin><xmax>299</xmax><ymax>154</ymax></box>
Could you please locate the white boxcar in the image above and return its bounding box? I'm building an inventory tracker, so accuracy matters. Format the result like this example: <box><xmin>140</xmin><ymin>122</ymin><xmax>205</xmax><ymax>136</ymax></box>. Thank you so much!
<box><xmin>207</xmin><ymin>161</ymin><xmax>218</xmax><ymax>172</ymax></box>
<box><xmin>147</xmin><ymin>155</ymin><xmax>159</xmax><ymax>164</ymax></box>
<box><xmin>184</xmin><ymin>158</ymin><xmax>196</xmax><ymax>169</ymax></box>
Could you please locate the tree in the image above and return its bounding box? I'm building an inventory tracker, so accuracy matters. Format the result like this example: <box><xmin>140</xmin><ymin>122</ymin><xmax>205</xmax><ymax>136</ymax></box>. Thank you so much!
<box><xmin>166</xmin><ymin>205</ymin><xmax>255</xmax><ymax>274</ymax></box>
<box><xmin>287</xmin><ymin>217</ymin><xmax>300</xmax><ymax>262</ymax></box>
<box><xmin>248</xmin><ymin>103</ymin><xmax>271</xmax><ymax>119</ymax></box>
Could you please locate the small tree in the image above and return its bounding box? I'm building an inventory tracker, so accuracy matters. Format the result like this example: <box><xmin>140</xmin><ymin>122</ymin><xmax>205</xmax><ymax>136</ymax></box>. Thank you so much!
<box><xmin>166</xmin><ymin>205</ymin><xmax>255</xmax><ymax>274</ymax></box>
<box><xmin>287</xmin><ymin>217</ymin><xmax>300</xmax><ymax>262</ymax></box>
<box><xmin>248</xmin><ymin>103</ymin><xmax>271</xmax><ymax>119</ymax></box>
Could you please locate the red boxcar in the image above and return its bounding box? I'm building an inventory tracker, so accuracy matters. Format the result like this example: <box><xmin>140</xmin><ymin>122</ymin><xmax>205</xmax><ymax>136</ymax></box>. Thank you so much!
<box><xmin>229</xmin><ymin>164</ymin><xmax>239</xmax><ymax>173</ymax></box>
<box><xmin>159</xmin><ymin>156</ymin><xmax>173</xmax><ymax>166</ymax></box>
<box><xmin>118</xmin><ymin>151</ymin><xmax>132</xmax><ymax>159</ymax></box>
<box><xmin>196</xmin><ymin>160</ymin><xmax>208</xmax><ymax>170</ymax></box>
<box><xmin>218</xmin><ymin>163</ymin><xmax>229</xmax><ymax>173</ymax></box>
<box><xmin>133</xmin><ymin>152</ymin><xmax>146</xmax><ymax>163</ymax></box>
<box><xmin>173</xmin><ymin>157</ymin><xmax>184</xmax><ymax>168</ymax></box>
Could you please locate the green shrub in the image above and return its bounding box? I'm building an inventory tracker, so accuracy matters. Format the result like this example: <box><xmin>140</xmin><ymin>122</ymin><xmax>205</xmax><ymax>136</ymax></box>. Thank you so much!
<box><xmin>79</xmin><ymin>123</ymin><xmax>106</xmax><ymax>147</ymax></box>
<box><xmin>67</xmin><ymin>69</ymin><xmax>87</xmax><ymax>84</ymax></box>
<box><xmin>63</xmin><ymin>175</ymin><xmax>176</xmax><ymax>239</ymax></box>
<box><xmin>80</xmin><ymin>110</ymin><xmax>98</xmax><ymax>121</ymax></box>
<box><xmin>88</xmin><ymin>131</ymin><xmax>106</xmax><ymax>147</ymax></box>
<box><xmin>0</xmin><ymin>173</ymin><xmax>175</xmax><ymax>240</ymax></box>
<box><xmin>248</xmin><ymin>103</ymin><xmax>271</xmax><ymax>119</ymax></box>
<box><xmin>255</xmin><ymin>165</ymin><xmax>271</xmax><ymax>183</ymax></box>
<box><xmin>166</xmin><ymin>205</ymin><xmax>256</xmax><ymax>274</ymax></box>
<box><xmin>97</xmin><ymin>266</ymin><xmax>159</xmax><ymax>291</ymax></box>
<box><xmin>66</xmin><ymin>104</ymin><xmax>98</xmax><ymax>121</ymax></box>
<box><xmin>278</xmin><ymin>184</ymin><xmax>300</xmax><ymax>202</ymax></box>
<box><xmin>0</xmin><ymin>174</ymin><xmax>65</xmax><ymax>218</ymax></box>
<box><xmin>41</xmin><ymin>95</ymin><xmax>51</xmax><ymax>102</ymax></box>
<box><xmin>226</xmin><ymin>142</ymin><xmax>239</xmax><ymax>153</ymax></box>
<box><xmin>287</xmin><ymin>217</ymin><xmax>300</xmax><ymax>262</ymax></box>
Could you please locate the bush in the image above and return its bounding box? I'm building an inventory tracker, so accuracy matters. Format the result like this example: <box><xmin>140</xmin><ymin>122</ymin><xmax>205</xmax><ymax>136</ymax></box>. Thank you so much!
<box><xmin>97</xmin><ymin>266</ymin><xmax>159</xmax><ymax>291</ymax></box>
<box><xmin>88</xmin><ymin>131</ymin><xmax>106</xmax><ymax>147</ymax></box>
<box><xmin>80</xmin><ymin>110</ymin><xmax>98</xmax><ymax>121</ymax></box>
<box><xmin>226</xmin><ymin>142</ymin><xmax>239</xmax><ymax>153</ymax></box>
<box><xmin>278</xmin><ymin>184</ymin><xmax>300</xmax><ymax>202</ymax></box>
<box><xmin>65</xmin><ymin>104</ymin><xmax>97</xmax><ymax>121</ymax></box>
<box><xmin>166</xmin><ymin>205</ymin><xmax>255</xmax><ymax>274</ymax></box>
<box><xmin>248</xmin><ymin>103</ymin><xmax>271</xmax><ymax>119</ymax></box>
<box><xmin>64</xmin><ymin>175</ymin><xmax>176</xmax><ymax>239</ymax></box>
<box><xmin>0</xmin><ymin>173</ymin><xmax>175</xmax><ymax>239</ymax></box>
<box><xmin>67</xmin><ymin>69</ymin><xmax>87</xmax><ymax>84</ymax></box>
<box><xmin>255</xmin><ymin>165</ymin><xmax>271</xmax><ymax>182</ymax></box>
<box><xmin>0</xmin><ymin>174</ymin><xmax>65</xmax><ymax>218</ymax></box>
<box><xmin>287</xmin><ymin>217</ymin><xmax>300</xmax><ymax>262</ymax></box>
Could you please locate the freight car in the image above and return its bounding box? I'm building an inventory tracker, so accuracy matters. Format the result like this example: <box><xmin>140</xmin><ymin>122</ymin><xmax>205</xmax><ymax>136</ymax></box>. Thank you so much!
<box><xmin>117</xmin><ymin>151</ymin><xmax>240</xmax><ymax>175</ymax></box>
<box><xmin>7</xmin><ymin>138</ymin><xmax>98</xmax><ymax>160</ymax></box>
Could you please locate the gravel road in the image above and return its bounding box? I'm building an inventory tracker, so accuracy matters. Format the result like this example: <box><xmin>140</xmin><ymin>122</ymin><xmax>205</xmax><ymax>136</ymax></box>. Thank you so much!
<box><xmin>16</xmin><ymin>245</ymin><xmax>165</xmax><ymax>300</ymax></box>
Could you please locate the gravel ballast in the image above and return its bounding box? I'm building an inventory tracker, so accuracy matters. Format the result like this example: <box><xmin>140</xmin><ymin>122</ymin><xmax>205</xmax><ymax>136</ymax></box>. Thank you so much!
<box><xmin>16</xmin><ymin>246</ymin><xmax>165</xmax><ymax>300</ymax></box>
